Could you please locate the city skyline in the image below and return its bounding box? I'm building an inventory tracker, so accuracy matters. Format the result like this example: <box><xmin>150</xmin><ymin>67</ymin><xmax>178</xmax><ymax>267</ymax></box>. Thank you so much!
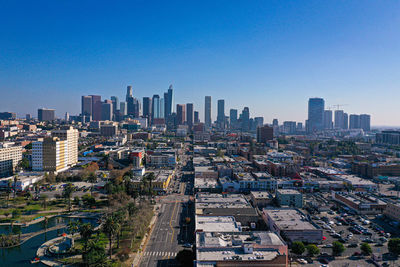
<box><xmin>1</xmin><ymin>1</ymin><xmax>400</xmax><ymax>126</ymax></box>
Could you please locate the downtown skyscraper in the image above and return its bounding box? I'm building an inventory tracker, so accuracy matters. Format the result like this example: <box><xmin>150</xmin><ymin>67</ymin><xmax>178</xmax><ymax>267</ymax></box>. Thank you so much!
<box><xmin>217</xmin><ymin>99</ymin><xmax>225</xmax><ymax>129</ymax></box>
<box><xmin>204</xmin><ymin>96</ymin><xmax>211</xmax><ymax>128</ymax></box>
<box><xmin>307</xmin><ymin>98</ymin><xmax>324</xmax><ymax>133</ymax></box>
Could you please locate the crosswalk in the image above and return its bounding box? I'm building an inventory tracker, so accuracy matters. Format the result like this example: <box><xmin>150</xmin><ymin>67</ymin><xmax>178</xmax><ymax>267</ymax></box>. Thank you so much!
<box><xmin>142</xmin><ymin>251</ymin><xmax>177</xmax><ymax>257</ymax></box>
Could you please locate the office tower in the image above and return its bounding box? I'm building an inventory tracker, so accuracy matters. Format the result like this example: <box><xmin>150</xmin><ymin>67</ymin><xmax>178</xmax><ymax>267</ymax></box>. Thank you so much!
<box><xmin>323</xmin><ymin>110</ymin><xmax>333</xmax><ymax>129</ymax></box>
<box><xmin>81</xmin><ymin>96</ymin><xmax>92</xmax><ymax>118</ymax></box>
<box><xmin>360</xmin><ymin>114</ymin><xmax>371</xmax><ymax>132</ymax></box>
<box><xmin>0</xmin><ymin>142</ymin><xmax>22</xmax><ymax>177</ymax></box>
<box><xmin>0</xmin><ymin>112</ymin><xmax>16</xmax><ymax>120</ymax></box>
<box><xmin>152</xmin><ymin>95</ymin><xmax>160</xmax><ymax>119</ymax></box>
<box><xmin>111</xmin><ymin>96</ymin><xmax>119</xmax><ymax>118</ymax></box>
<box><xmin>186</xmin><ymin>103</ymin><xmax>194</xmax><ymax>127</ymax></box>
<box><xmin>176</xmin><ymin>104</ymin><xmax>186</xmax><ymax>125</ymax></box>
<box><xmin>194</xmin><ymin>111</ymin><xmax>200</xmax><ymax>123</ymax></box>
<box><xmin>101</xmin><ymin>100</ymin><xmax>113</xmax><ymax>121</ymax></box>
<box><xmin>205</xmin><ymin>96</ymin><xmax>212</xmax><ymax>128</ymax></box>
<box><xmin>254</xmin><ymin>117</ymin><xmax>264</xmax><ymax>128</ymax></box>
<box><xmin>119</xmin><ymin>102</ymin><xmax>127</xmax><ymax>116</ymax></box>
<box><xmin>142</xmin><ymin>97</ymin><xmax>152</xmax><ymax>120</ymax></box>
<box><xmin>257</xmin><ymin>125</ymin><xmax>274</xmax><ymax>143</ymax></box>
<box><xmin>283</xmin><ymin>121</ymin><xmax>297</xmax><ymax>134</ymax></box>
<box><xmin>52</xmin><ymin>126</ymin><xmax>79</xmax><ymax>167</ymax></box>
<box><xmin>349</xmin><ymin>114</ymin><xmax>360</xmax><ymax>129</ymax></box>
<box><xmin>230</xmin><ymin>109</ymin><xmax>238</xmax><ymax>129</ymax></box>
<box><xmin>297</xmin><ymin>122</ymin><xmax>303</xmax><ymax>130</ymax></box>
<box><xmin>241</xmin><ymin>107</ymin><xmax>250</xmax><ymax>131</ymax></box>
<box><xmin>90</xmin><ymin>95</ymin><xmax>102</xmax><ymax>121</ymax></box>
<box><xmin>126</xmin><ymin>85</ymin><xmax>133</xmax><ymax>102</ymax></box>
<box><xmin>38</xmin><ymin>108</ymin><xmax>56</xmax><ymax>121</ymax></box>
<box><xmin>160</xmin><ymin>98</ymin><xmax>165</xmax><ymax>118</ymax></box>
<box><xmin>272</xmin><ymin>119</ymin><xmax>279</xmax><ymax>127</ymax></box>
<box><xmin>334</xmin><ymin>110</ymin><xmax>344</xmax><ymax>129</ymax></box>
<box><xmin>164</xmin><ymin>85</ymin><xmax>173</xmax><ymax>117</ymax></box>
<box><xmin>26</xmin><ymin>114</ymin><xmax>31</xmax><ymax>120</ymax></box>
<box><xmin>65</xmin><ymin>112</ymin><xmax>69</xmax><ymax>122</ymax></box>
<box><xmin>217</xmin><ymin>99</ymin><xmax>225</xmax><ymax>129</ymax></box>
<box><xmin>307</xmin><ymin>98</ymin><xmax>324</xmax><ymax>133</ymax></box>
<box><xmin>343</xmin><ymin>113</ymin><xmax>349</xmax><ymax>129</ymax></box>
<box><xmin>32</xmin><ymin>137</ymin><xmax>68</xmax><ymax>172</ymax></box>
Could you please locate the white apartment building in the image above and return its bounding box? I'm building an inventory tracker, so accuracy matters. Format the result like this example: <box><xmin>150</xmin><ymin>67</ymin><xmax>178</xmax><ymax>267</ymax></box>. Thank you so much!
<box><xmin>52</xmin><ymin>126</ymin><xmax>78</xmax><ymax>167</ymax></box>
<box><xmin>0</xmin><ymin>142</ymin><xmax>22</xmax><ymax>177</ymax></box>
<box><xmin>32</xmin><ymin>137</ymin><xmax>69</xmax><ymax>172</ymax></box>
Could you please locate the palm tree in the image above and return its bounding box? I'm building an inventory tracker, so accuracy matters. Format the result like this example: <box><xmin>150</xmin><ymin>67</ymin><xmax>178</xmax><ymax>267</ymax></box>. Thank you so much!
<box><xmin>43</xmin><ymin>216</ymin><xmax>49</xmax><ymax>232</ymax></box>
<box><xmin>101</xmin><ymin>214</ymin><xmax>119</xmax><ymax>259</ymax></box>
<box><xmin>13</xmin><ymin>176</ymin><xmax>18</xmax><ymax>199</ymax></box>
<box><xmin>63</xmin><ymin>183</ymin><xmax>75</xmax><ymax>212</ymax></box>
<box><xmin>79</xmin><ymin>223</ymin><xmax>93</xmax><ymax>264</ymax></box>
<box><xmin>6</xmin><ymin>180</ymin><xmax>12</xmax><ymax>208</ymax></box>
<box><xmin>87</xmin><ymin>172</ymin><xmax>97</xmax><ymax>197</ymax></box>
<box><xmin>41</xmin><ymin>195</ymin><xmax>48</xmax><ymax>210</ymax></box>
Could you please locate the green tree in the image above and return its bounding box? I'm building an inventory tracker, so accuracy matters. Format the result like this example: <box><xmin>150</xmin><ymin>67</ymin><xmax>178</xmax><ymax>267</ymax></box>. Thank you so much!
<box><xmin>62</xmin><ymin>183</ymin><xmax>75</xmax><ymax>212</ymax></box>
<box><xmin>388</xmin><ymin>238</ymin><xmax>400</xmax><ymax>255</ymax></box>
<box><xmin>360</xmin><ymin>242</ymin><xmax>372</xmax><ymax>255</ymax></box>
<box><xmin>86</xmin><ymin>238</ymin><xmax>110</xmax><ymax>267</ymax></box>
<box><xmin>291</xmin><ymin>241</ymin><xmax>305</xmax><ymax>255</ymax></box>
<box><xmin>79</xmin><ymin>223</ymin><xmax>93</xmax><ymax>264</ymax></box>
<box><xmin>82</xmin><ymin>194</ymin><xmax>96</xmax><ymax>207</ymax></box>
<box><xmin>102</xmin><ymin>214</ymin><xmax>119</xmax><ymax>259</ymax></box>
<box><xmin>306</xmin><ymin>244</ymin><xmax>320</xmax><ymax>256</ymax></box>
<box><xmin>332</xmin><ymin>241</ymin><xmax>345</xmax><ymax>256</ymax></box>
<box><xmin>11</xmin><ymin>209</ymin><xmax>21</xmax><ymax>219</ymax></box>
<box><xmin>40</xmin><ymin>195</ymin><xmax>48</xmax><ymax>210</ymax></box>
<box><xmin>12</xmin><ymin>225</ymin><xmax>22</xmax><ymax>242</ymax></box>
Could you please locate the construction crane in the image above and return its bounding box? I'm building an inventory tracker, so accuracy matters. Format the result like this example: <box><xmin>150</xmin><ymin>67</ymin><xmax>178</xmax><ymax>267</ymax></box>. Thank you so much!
<box><xmin>327</xmin><ymin>104</ymin><xmax>349</xmax><ymax>110</ymax></box>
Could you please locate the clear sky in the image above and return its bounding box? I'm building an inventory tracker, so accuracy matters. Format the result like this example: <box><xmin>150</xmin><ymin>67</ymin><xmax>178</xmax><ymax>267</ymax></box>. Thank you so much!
<box><xmin>1</xmin><ymin>1</ymin><xmax>399</xmax><ymax>126</ymax></box>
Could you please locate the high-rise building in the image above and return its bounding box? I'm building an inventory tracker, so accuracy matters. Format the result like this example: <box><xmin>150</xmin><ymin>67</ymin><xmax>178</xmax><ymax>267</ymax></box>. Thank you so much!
<box><xmin>0</xmin><ymin>112</ymin><xmax>16</xmax><ymax>120</ymax></box>
<box><xmin>334</xmin><ymin>110</ymin><xmax>344</xmax><ymax>129</ymax></box>
<box><xmin>142</xmin><ymin>97</ymin><xmax>152</xmax><ymax>120</ymax></box>
<box><xmin>272</xmin><ymin>119</ymin><xmax>279</xmax><ymax>127</ymax></box>
<box><xmin>205</xmin><ymin>96</ymin><xmax>212</xmax><ymax>128</ymax></box>
<box><xmin>349</xmin><ymin>114</ymin><xmax>360</xmax><ymax>129</ymax></box>
<box><xmin>360</xmin><ymin>114</ymin><xmax>371</xmax><ymax>132</ymax></box>
<box><xmin>152</xmin><ymin>95</ymin><xmax>160</xmax><ymax>119</ymax></box>
<box><xmin>65</xmin><ymin>112</ymin><xmax>69</xmax><ymax>122</ymax></box>
<box><xmin>160</xmin><ymin>98</ymin><xmax>165</xmax><ymax>118</ymax></box>
<box><xmin>0</xmin><ymin>142</ymin><xmax>22</xmax><ymax>177</ymax></box>
<box><xmin>38</xmin><ymin>108</ymin><xmax>56</xmax><ymax>121</ymax></box>
<box><xmin>186</xmin><ymin>103</ymin><xmax>194</xmax><ymax>127</ymax></box>
<box><xmin>241</xmin><ymin>107</ymin><xmax>250</xmax><ymax>131</ymax></box>
<box><xmin>297</xmin><ymin>122</ymin><xmax>303</xmax><ymax>130</ymax></box>
<box><xmin>26</xmin><ymin>114</ymin><xmax>31</xmax><ymax>120</ymax></box>
<box><xmin>52</xmin><ymin>126</ymin><xmax>79</xmax><ymax>167</ymax></box>
<box><xmin>257</xmin><ymin>125</ymin><xmax>274</xmax><ymax>143</ymax></box>
<box><xmin>126</xmin><ymin>85</ymin><xmax>133</xmax><ymax>102</ymax></box>
<box><xmin>111</xmin><ymin>96</ymin><xmax>119</xmax><ymax>119</ymax></box>
<box><xmin>81</xmin><ymin>96</ymin><xmax>92</xmax><ymax>118</ymax></box>
<box><xmin>217</xmin><ymin>99</ymin><xmax>225</xmax><ymax>129</ymax></box>
<box><xmin>307</xmin><ymin>98</ymin><xmax>324</xmax><ymax>133</ymax></box>
<box><xmin>230</xmin><ymin>109</ymin><xmax>238</xmax><ymax>129</ymax></box>
<box><xmin>194</xmin><ymin>111</ymin><xmax>200</xmax><ymax>123</ymax></box>
<box><xmin>283</xmin><ymin>121</ymin><xmax>297</xmax><ymax>134</ymax></box>
<box><xmin>90</xmin><ymin>95</ymin><xmax>102</xmax><ymax>121</ymax></box>
<box><xmin>101</xmin><ymin>100</ymin><xmax>113</xmax><ymax>121</ymax></box>
<box><xmin>323</xmin><ymin>110</ymin><xmax>333</xmax><ymax>129</ymax></box>
<box><xmin>165</xmin><ymin>85</ymin><xmax>173</xmax><ymax>117</ymax></box>
<box><xmin>119</xmin><ymin>102</ymin><xmax>127</xmax><ymax>116</ymax></box>
<box><xmin>343</xmin><ymin>113</ymin><xmax>349</xmax><ymax>129</ymax></box>
<box><xmin>176</xmin><ymin>104</ymin><xmax>186</xmax><ymax>125</ymax></box>
<box><xmin>32</xmin><ymin>137</ymin><xmax>68</xmax><ymax>172</ymax></box>
<box><xmin>254</xmin><ymin>117</ymin><xmax>264</xmax><ymax>129</ymax></box>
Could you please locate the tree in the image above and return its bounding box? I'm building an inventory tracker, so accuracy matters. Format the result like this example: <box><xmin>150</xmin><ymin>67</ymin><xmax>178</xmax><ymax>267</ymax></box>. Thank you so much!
<box><xmin>388</xmin><ymin>238</ymin><xmax>400</xmax><ymax>255</ymax></box>
<box><xmin>87</xmin><ymin>172</ymin><xmax>97</xmax><ymax>196</ymax></box>
<box><xmin>86</xmin><ymin>238</ymin><xmax>109</xmax><ymax>267</ymax></box>
<box><xmin>306</xmin><ymin>244</ymin><xmax>320</xmax><ymax>257</ymax></box>
<box><xmin>40</xmin><ymin>195</ymin><xmax>48</xmax><ymax>210</ymax></box>
<box><xmin>11</xmin><ymin>209</ymin><xmax>21</xmax><ymax>219</ymax></box>
<box><xmin>291</xmin><ymin>241</ymin><xmax>305</xmax><ymax>255</ymax></box>
<box><xmin>332</xmin><ymin>241</ymin><xmax>345</xmax><ymax>256</ymax></box>
<box><xmin>63</xmin><ymin>183</ymin><xmax>75</xmax><ymax>212</ymax></box>
<box><xmin>176</xmin><ymin>249</ymin><xmax>194</xmax><ymax>267</ymax></box>
<box><xmin>361</xmin><ymin>242</ymin><xmax>372</xmax><ymax>255</ymax></box>
<box><xmin>102</xmin><ymin>214</ymin><xmax>119</xmax><ymax>259</ymax></box>
<box><xmin>12</xmin><ymin>225</ymin><xmax>22</xmax><ymax>242</ymax></box>
<box><xmin>13</xmin><ymin>176</ymin><xmax>17</xmax><ymax>199</ymax></box>
<box><xmin>144</xmin><ymin>172</ymin><xmax>156</xmax><ymax>196</ymax></box>
<box><xmin>79</xmin><ymin>223</ymin><xmax>93</xmax><ymax>264</ymax></box>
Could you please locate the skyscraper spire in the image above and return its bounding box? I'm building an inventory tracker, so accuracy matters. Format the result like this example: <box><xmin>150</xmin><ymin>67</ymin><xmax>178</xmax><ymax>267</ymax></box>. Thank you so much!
<box><xmin>126</xmin><ymin>85</ymin><xmax>133</xmax><ymax>102</ymax></box>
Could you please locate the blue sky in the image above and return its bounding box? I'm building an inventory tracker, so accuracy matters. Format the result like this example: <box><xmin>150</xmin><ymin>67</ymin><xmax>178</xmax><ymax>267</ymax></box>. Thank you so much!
<box><xmin>1</xmin><ymin>1</ymin><xmax>399</xmax><ymax>126</ymax></box>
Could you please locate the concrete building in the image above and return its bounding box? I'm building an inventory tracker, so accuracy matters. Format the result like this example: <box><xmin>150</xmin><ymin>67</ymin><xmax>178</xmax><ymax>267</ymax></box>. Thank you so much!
<box><xmin>257</xmin><ymin>125</ymin><xmax>274</xmax><ymax>143</ymax></box>
<box><xmin>262</xmin><ymin>208</ymin><xmax>323</xmax><ymax>244</ymax></box>
<box><xmin>186</xmin><ymin>103</ymin><xmax>194</xmax><ymax>128</ymax></box>
<box><xmin>0</xmin><ymin>142</ymin><xmax>22</xmax><ymax>177</ymax></box>
<box><xmin>332</xmin><ymin>192</ymin><xmax>386</xmax><ymax>215</ymax></box>
<box><xmin>307</xmin><ymin>98</ymin><xmax>324</xmax><ymax>133</ymax></box>
<box><xmin>323</xmin><ymin>110</ymin><xmax>333</xmax><ymax>129</ymax></box>
<box><xmin>101</xmin><ymin>100</ymin><xmax>113</xmax><ymax>121</ymax></box>
<box><xmin>38</xmin><ymin>108</ymin><xmax>55</xmax><ymax>121</ymax></box>
<box><xmin>205</xmin><ymin>96</ymin><xmax>212</xmax><ymax>128</ymax></box>
<box><xmin>276</xmin><ymin>189</ymin><xmax>303</xmax><ymax>208</ymax></box>
<box><xmin>359</xmin><ymin>114</ymin><xmax>371</xmax><ymax>132</ymax></box>
<box><xmin>32</xmin><ymin>137</ymin><xmax>68</xmax><ymax>172</ymax></box>
<box><xmin>384</xmin><ymin>202</ymin><xmax>400</xmax><ymax>222</ymax></box>
<box><xmin>51</xmin><ymin>126</ymin><xmax>79</xmax><ymax>167</ymax></box>
<box><xmin>176</xmin><ymin>104</ymin><xmax>186</xmax><ymax>126</ymax></box>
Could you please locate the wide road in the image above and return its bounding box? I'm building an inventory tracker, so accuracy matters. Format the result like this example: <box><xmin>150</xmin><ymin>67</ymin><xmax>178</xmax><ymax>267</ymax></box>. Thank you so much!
<box><xmin>139</xmin><ymin>193</ymin><xmax>187</xmax><ymax>267</ymax></box>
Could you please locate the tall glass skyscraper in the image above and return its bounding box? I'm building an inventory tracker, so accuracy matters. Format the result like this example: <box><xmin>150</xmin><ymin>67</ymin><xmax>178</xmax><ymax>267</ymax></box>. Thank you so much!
<box><xmin>205</xmin><ymin>96</ymin><xmax>211</xmax><ymax>128</ymax></box>
<box><xmin>307</xmin><ymin>98</ymin><xmax>325</xmax><ymax>133</ymax></box>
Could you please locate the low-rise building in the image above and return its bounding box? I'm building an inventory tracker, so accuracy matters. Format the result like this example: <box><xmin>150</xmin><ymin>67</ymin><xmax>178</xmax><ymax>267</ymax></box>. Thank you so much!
<box><xmin>250</xmin><ymin>191</ymin><xmax>274</xmax><ymax>209</ymax></box>
<box><xmin>262</xmin><ymin>208</ymin><xmax>323</xmax><ymax>244</ymax></box>
<box><xmin>276</xmin><ymin>189</ymin><xmax>303</xmax><ymax>208</ymax></box>
<box><xmin>332</xmin><ymin>192</ymin><xmax>387</xmax><ymax>215</ymax></box>
<box><xmin>384</xmin><ymin>202</ymin><xmax>400</xmax><ymax>222</ymax></box>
